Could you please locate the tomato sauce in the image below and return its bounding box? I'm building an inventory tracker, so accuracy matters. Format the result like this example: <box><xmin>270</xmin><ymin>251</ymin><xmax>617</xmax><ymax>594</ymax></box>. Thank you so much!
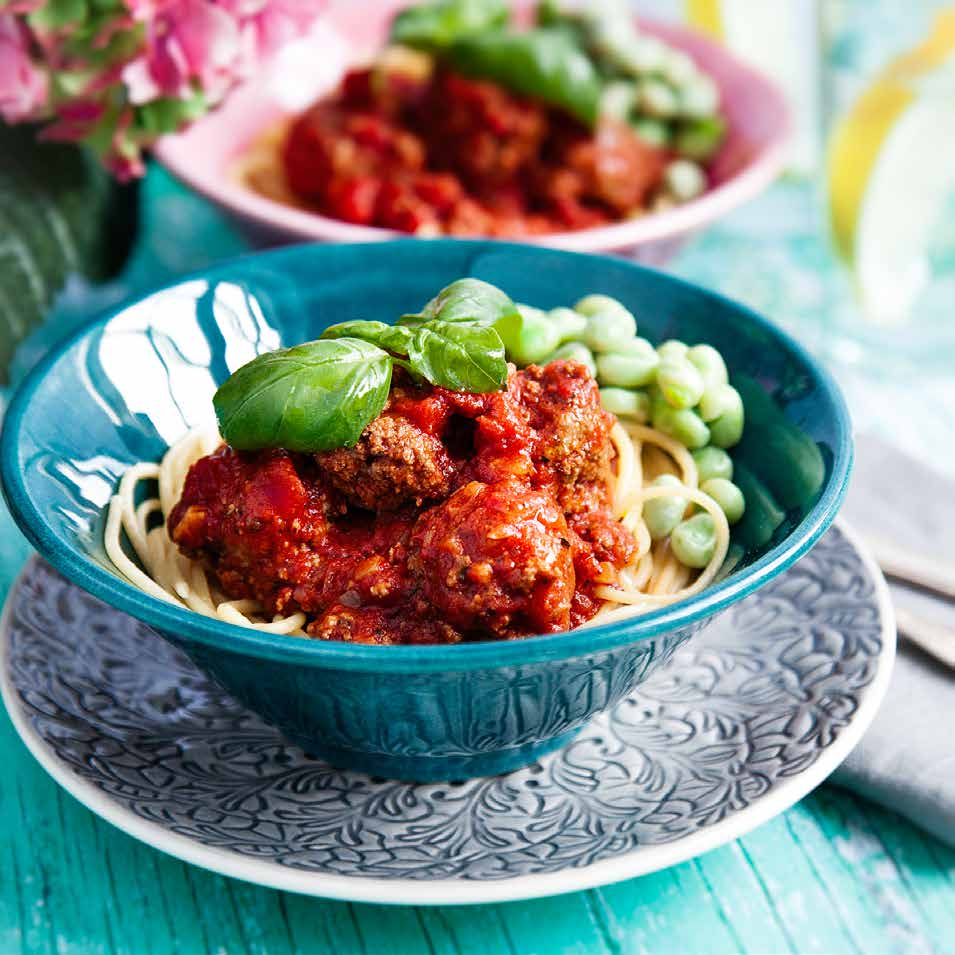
<box><xmin>169</xmin><ymin>361</ymin><xmax>636</xmax><ymax>644</ymax></box>
<box><xmin>281</xmin><ymin>66</ymin><xmax>666</xmax><ymax>237</ymax></box>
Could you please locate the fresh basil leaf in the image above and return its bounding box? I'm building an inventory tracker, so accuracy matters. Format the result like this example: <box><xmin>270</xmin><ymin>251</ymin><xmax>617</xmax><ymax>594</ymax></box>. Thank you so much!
<box><xmin>391</xmin><ymin>0</ymin><xmax>509</xmax><ymax>52</ymax></box>
<box><xmin>400</xmin><ymin>278</ymin><xmax>522</xmax><ymax>355</ymax></box>
<box><xmin>214</xmin><ymin>339</ymin><xmax>392</xmax><ymax>452</ymax></box>
<box><xmin>321</xmin><ymin>320</ymin><xmax>414</xmax><ymax>355</ymax></box>
<box><xmin>446</xmin><ymin>28</ymin><xmax>602</xmax><ymax>125</ymax></box>
<box><xmin>407</xmin><ymin>320</ymin><xmax>507</xmax><ymax>392</ymax></box>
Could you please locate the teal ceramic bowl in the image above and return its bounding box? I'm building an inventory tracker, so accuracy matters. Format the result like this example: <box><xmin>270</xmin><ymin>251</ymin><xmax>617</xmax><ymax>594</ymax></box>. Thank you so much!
<box><xmin>0</xmin><ymin>241</ymin><xmax>852</xmax><ymax>781</ymax></box>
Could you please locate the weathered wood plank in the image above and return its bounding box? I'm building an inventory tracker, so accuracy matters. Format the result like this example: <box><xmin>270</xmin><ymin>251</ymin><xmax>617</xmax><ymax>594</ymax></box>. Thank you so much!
<box><xmin>595</xmin><ymin>863</ymin><xmax>747</xmax><ymax>954</ymax></box>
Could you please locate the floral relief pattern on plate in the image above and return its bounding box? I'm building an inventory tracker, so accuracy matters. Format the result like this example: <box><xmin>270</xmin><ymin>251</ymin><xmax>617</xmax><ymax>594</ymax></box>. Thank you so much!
<box><xmin>5</xmin><ymin>525</ymin><xmax>882</xmax><ymax>881</ymax></box>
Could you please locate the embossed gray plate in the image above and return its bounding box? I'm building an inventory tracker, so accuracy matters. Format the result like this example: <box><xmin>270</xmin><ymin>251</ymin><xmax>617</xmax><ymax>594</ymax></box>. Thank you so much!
<box><xmin>1</xmin><ymin>522</ymin><xmax>894</xmax><ymax>905</ymax></box>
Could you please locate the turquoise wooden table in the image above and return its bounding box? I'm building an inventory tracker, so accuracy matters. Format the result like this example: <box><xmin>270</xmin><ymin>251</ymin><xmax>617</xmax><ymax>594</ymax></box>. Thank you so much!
<box><xmin>2</xmin><ymin>168</ymin><xmax>955</xmax><ymax>955</ymax></box>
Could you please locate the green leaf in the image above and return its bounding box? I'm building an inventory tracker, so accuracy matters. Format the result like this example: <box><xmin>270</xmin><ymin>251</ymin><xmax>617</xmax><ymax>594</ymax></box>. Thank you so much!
<box><xmin>446</xmin><ymin>28</ymin><xmax>602</xmax><ymax>125</ymax></box>
<box><xmin>391</xmin><ymin>0</ymin><xmax>509</xmax><ymax>52</ymax></box>
<box><xmin>407</xmin><ymin>321</ymin><xmax>507</xmax><ymax>392</ymax></box>
<box><xmin>321</xmin><ymin>320</ymin><xmax>414</xmax><ymax>355</ymax></box>
<box><xmin>213</xmin><ymin>339</ymin><xmax>393</xmax><ymax>452</ymax></box>
<box><xmin>400</xmin><ymin>277</ymin><xmax>522</xmax><ymax>355</ymax></box>
<box><xmin>0</xmin><ymin>124</ymin><xmax>138</xmax><ymax>383</ymax></box>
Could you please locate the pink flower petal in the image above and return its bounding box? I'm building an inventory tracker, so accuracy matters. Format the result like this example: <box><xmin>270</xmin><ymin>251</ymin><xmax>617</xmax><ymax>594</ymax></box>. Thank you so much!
<box><xmin>0</xmin><ymin>15</ymin><xmax>49</xmax><ymax>122</ymax></box>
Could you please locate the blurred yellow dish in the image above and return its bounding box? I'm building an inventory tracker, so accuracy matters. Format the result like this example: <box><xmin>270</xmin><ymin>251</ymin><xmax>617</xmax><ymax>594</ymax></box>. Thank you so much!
<box><xmin>827</xmin><ymin>10</ymin><xmax>955</xmax><ymax>325</ymax></box>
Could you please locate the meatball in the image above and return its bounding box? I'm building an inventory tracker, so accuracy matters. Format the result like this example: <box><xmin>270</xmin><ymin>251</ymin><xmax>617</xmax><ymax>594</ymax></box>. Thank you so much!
<box><xmin>282</xmin><ymin>101</ymin><xmax>425</xmax><ymax>219</ymax></box>
<box><xmin>553</xmin><ymin>117</ymin><xmax>665</xmax><ymax>213</ymax></box>
<box><xmin>308</xmin><ymin>604</ymin><xmax>463</xmax><ymax>646</ymax></box>
<box><xmin>315</xmin><ymin>413</ymin><xmax>455</xmax><ymax>511</ymax></box>
<box><xmin>168</xmin><ymin>447</ymin><xmax>332</xmax><ymax>613</ymax></box>
<box><xmin>409</xmin><ymin>478</ymin><xmax>575</xmax><ymax>636</ymax></box>
<box><xmin>418</xmin><ymin>71</ymin><xmax>548</xmax><ymax>189</ymax></box>
<box><xmin>518</xmin><ymin>360</ymin><xmax>615</xmax><ymax>484</ymax></box>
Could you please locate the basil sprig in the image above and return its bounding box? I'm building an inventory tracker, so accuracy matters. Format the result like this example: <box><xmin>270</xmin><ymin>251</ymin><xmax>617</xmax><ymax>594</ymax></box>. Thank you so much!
<box><xmin>213</xmin><ymin>279</ymin><xmax>519</xmax><ymax>452</ymax></box>
<box><xmin>391</xmin><ymin>0</ymin><xmax>509</xmax><ymax>51</ymax></box>
<box><xmin>400</xmin><ymin>277</ymin><xmax>522</xmax><ymax>351</ymax></box>
<box><xmin>213</xmin><ymin>339</ymin><xmax>393</xmax><ymax>452</ymax></box>
<box><xmin>406</xmin><ymin>321</ymin><xmax>506</xmax><ymax>392</ymax></box>
<box><xmin>444</xmin><ymin>28</ymin><xmax>602</xmax><ymax>126</ymax></box>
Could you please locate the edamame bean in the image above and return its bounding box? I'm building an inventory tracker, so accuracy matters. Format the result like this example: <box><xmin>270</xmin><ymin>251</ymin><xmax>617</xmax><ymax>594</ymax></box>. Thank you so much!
<box><xmin>691</xmin><ymin>446</ymin><xmax>733</xmax><ymax>482</ymax></box>
<box><xmin>663</xmin><ymin>159</ymin><xmax>705</xmax><ymax>202</ymax></box>
<box><xmin>709</xmin><ymin>404</ymin><xmax>744</xmax><ymax>448</ymax></box>
<box><xmin>671</xmin><ymin>512</ymin><xmax>717</xmax><ymax>568</ymax></box>
<box><xmin>686</xmin><ymin>344</ymin><xmax>728</xmax><ymax>390</ymax></box>
<box><xmin>643</xmin><ymin>474</ymin><xmax>688</xmax><ymax>540</ymax></box>
<box><xmin>575</xmin><ymin>294</ymin><xmax>636</xmax><ymax>323</ymax></box>
<box><xmin>631</xmin><ymin>117</ymin><xmax>670</xmax><ymax>148</ymax></box>
<box><xmin>661</xmin><ymin>49</ymin><xmax>697</xmax><ymax>86</ymax></box>
<box><xmin>550</xmin><ymin>341</ymin><xmax>597</xmax><ymax>377</ymax></box>
<box><xmin>700</xmin><ymin>385</ymin><xmax>744</xmax><ymax>447</ymax></box>
<box><xmin>699</xmin><ymin>383</ymin><xmax>741</xmax><ymax>422</ymax></box>
<box><xmin>548</xmin><ymin>306</ymin><xmax>588</xmax><ymax>343</ymax></box>
<box><xmin>595</xmin><ymin>337</ymin><xmax>659</xmax><ymax>387</ymax></box>
<box><xmin>701</xmin><ymin>478</ymin><xmax>745</xmax><ymax>524</ymax></box>
<box><xmin>511</xmin><ymin>306</ymin><xmax>562</xmax><ymax>365</ymax></box>
<box><xmin>679</xmin><ymin>74</ymin><xmax>719</xmax><ymax>118</ymax></box>
<box><xmin>638</xmin><ymin>78</ymin><xmax>679</xmax><ymax>118</ymax></box>
<box><xmin>656</xmin><ymin>339</ymin><xmax>688</xmax><ymax>361</ymax></box>
<box><xmin>673</xmin><ymin>116</ymin><xmax>726</xmax><ymax>161</ymax></box>
<box><xmin>657</xmin><ymin>357</ymin><xmax>705</xmax><ymax>409</ymax></box>
<box><xmin>601</xmin><ymin>81</ymin><xmax>638</xmax><ymax>121</ymax></box>
<box><xmin>652</xmin><ymin>400</ymin><xmax>710</xmax><ymax>449</ymax></box>
<box><xmin>575</xmin><ymin>295</ymin><xmax>638</xmax><ymax>352</ymax></box>
<box><xmin>599</xmin><ymin>387</ymin><xmax>650</xmax><ymax>422</ymax></box>
<box><xmin>616</xmin><ymin>34</ymin><xmax>666</xmax><ymax>74</ymax></box>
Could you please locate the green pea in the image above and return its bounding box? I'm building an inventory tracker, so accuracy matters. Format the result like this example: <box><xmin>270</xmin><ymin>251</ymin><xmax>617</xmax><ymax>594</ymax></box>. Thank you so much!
<box><xmin>657</xmin><ymin>357</ymin><xmax>705</xmax><ymax>409</ymax></box>
<box><xmin>699</xmin><ymin>383</ymin><xmax>742</xmax><ymax>422</ymax></box>
<box><xmin>510</xmin><ymin>307</ymin><xmax>562</xmax><ymax>365</ymax></box>
<box><xmin>692</xmin><ymin>446</ymin><xmax>733</xmax><ymax>483</ymax></box>
<box><xmin>595</xmin><ymin>337</ymin><xmax>659</xmax><ymax>387</ymax></box>
<box><xmin>600</xmin><ymin>387</ymin><xmax>650</xmax><ymax>423</ymax></box>
<box><xmin>701</xmin><ymin>478</ymin><xmax>745</xmax><ymax>524</ymax></box>
<box><xmin>673</xmin><ymin>116</ymin><xmax>726</xmax><ymax>161</ymax></box>
<box><xmin>632</xmin><ymin>117</ymin><xmax>670</xmax><ymax>148</ymax></box>
<box><xmin>686</xmin><ymin>344</ymin><xmax>728</xmax><ymax>390</ymax></box>
<box><xmin>656</xmin><ymin>339</ymin><xmax>688</xmax><ymax>361</ymax></box>
<box><xmin>643</xmin><ymin>474</ymin><xmax>688</xmax><ymax>540</ymax></box>
<box><xmin>549</xmin><ymin>342</ymin><xmax>597</xmax><ymax>378</ymax></box>
<box><xmin>671</xmin><ymin>513</ymin><xmax>717</xmax><ymax>568</ymax></box>
<box><xmin>652</xmin><ymin>400</ymin><xmax>710</xmax><ymax>450</ymax></box>
<box><xmin>663</xmin><ymin>159</ymin><xmax>705</xmax><ymax>202</ymax></box>
<box><xmin>548</xmin><ymin>307</ymin><xmax>588</xmax><ymax>343</ymax></box>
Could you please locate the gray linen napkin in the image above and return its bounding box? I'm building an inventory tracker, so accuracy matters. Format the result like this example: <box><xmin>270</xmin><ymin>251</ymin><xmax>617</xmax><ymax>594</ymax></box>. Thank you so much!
<box><xmin>829</xmin><ymin>434</ymin><xmax>955</xmax><ymax>844</ymax></box>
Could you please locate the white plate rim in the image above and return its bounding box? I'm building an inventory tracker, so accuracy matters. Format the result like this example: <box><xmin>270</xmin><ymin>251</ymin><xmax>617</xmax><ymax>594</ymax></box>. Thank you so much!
<box><xmin>0</xmin><ymin>519</ymin><xmax>896</xmax><ymax>906</ymax></box>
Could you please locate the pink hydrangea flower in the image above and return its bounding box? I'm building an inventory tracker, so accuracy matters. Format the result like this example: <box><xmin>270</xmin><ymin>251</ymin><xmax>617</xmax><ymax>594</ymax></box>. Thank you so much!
<box><xmin>0</xmin><ymin>14</ymin><xmax>49</xmax><ymax>122</ymax></box>
<box><xmin>1</xmin><ymin>0</ymin><xmax>329</xmax><ymax>177</ymax></box>
<box><xmin>123</xmin><ymin>0</ymin><xmax>242</xmax><ymax>103</ymax></box>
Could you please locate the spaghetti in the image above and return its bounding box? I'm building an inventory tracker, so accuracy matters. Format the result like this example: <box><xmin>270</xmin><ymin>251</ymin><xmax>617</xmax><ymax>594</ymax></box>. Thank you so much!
<box><xmin>104</xmin><ymin>418</ymin><xmax>731</xmax><ymax>636</ymax></box>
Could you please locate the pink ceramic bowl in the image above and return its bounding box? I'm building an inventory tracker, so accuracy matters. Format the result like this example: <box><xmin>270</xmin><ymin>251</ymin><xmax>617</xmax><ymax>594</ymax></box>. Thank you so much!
<box><xmin>154</xmin><ymin>1</ymin><xmax>791</xmax><ymax>264</ymax></box>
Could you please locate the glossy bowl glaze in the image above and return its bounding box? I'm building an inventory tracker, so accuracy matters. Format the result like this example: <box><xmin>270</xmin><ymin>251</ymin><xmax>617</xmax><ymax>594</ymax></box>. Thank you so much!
<box><xmin>153</xmin><ymin>1</ymin><xmax>791</xmax><ymax>264</ymax></box>
<box><xmin>0</xmin><ymin>241</ymin><xmax>851</xmax><ymax>781</ymax></box>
